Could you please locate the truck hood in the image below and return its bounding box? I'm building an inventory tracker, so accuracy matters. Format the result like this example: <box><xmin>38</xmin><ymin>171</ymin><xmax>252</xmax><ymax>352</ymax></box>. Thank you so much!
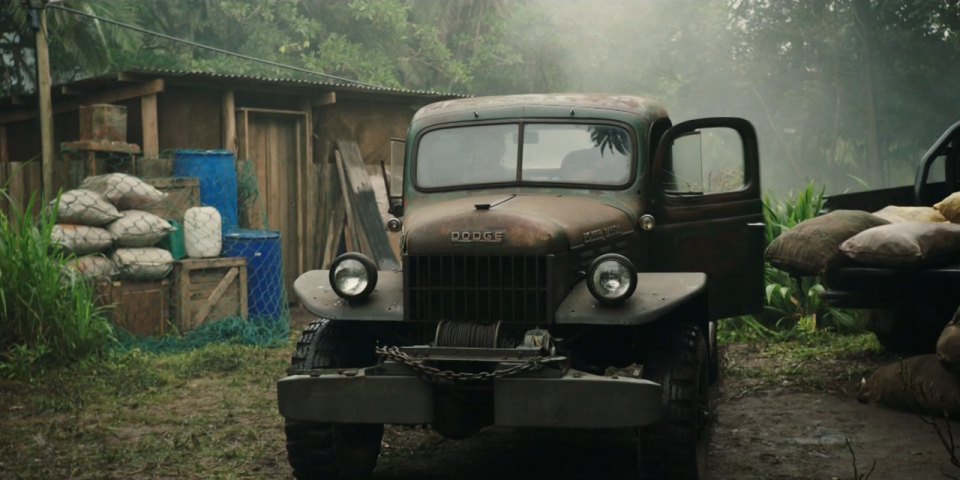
<box><xmin>403</xmin><ymin>194</ymin><xmax>635</xmax><ymax>254</ymax></box>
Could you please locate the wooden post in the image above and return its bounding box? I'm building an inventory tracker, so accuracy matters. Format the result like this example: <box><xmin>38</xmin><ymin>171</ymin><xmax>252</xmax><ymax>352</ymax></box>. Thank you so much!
<box><xmin>36</xmin><ymin>7</ymin><xmax>54</xmax><ymax>201</ymax></box>
<box><xmin>0</xmin><ymin>125</ymin><xmax>8</xmax><ymax>164</ymax></box>
<box><xmin>140</xmin><ymin>94</ymin><xmax>159</xmax><ymax>157</ymax></box>
<box><xmin>222</xmin><ymin>90</ymin><xmax>236</xmax><ymax>153</ymax></box>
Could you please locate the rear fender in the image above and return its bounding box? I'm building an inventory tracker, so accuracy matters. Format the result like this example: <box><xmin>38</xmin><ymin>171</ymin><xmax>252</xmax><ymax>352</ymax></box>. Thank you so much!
<box><xmin>555</xmin><ymin>272</ymin><xmax>706</xmax><ymax>326</ymax></box>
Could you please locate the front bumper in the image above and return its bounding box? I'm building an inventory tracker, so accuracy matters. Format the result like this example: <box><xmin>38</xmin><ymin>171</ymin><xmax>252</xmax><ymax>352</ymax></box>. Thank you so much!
<box><xmin>277</xmin><ymin>361</ymin><xmax>662</xmax><ymax>428</ymax></box>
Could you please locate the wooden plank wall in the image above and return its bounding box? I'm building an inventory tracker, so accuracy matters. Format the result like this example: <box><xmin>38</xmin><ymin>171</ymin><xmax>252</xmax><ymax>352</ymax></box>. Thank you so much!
<box><xmin>4</xmin><ymin>161</ymin><xmax>42</xmax><ymax>215</ymax></box>
<box><xmin>335</xmin><ymin>140</ymin><xmax>399</xmax><ymax>270</ymax></box>
<box><xmin>314</xmin><ymin>155</ymin><xmax>346</xmax><ymax>269</ymax></box>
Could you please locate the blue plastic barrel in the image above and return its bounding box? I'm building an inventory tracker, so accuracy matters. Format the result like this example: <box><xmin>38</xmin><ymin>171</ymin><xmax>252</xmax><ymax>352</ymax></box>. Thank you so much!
<box><xmin>173</xmin><ymin>150</ymin><xmax>239</xmax><ymax>231</ymax></box>
<box><xmin>222</xmin><ymin>229</ymin><xmax>283</xmax><ymax>320</ymax></box>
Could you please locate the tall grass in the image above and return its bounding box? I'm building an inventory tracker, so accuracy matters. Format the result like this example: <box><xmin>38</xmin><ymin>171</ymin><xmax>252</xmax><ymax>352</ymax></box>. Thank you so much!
<box><xmin>722</xmin><ymin>182</ymin><xmax>864</xmax><ymax>343</ymax></box>
<box><xmin>0</xmin><ymin>191</ymin><xmax>113</xmax><ymax>377</ymax></box>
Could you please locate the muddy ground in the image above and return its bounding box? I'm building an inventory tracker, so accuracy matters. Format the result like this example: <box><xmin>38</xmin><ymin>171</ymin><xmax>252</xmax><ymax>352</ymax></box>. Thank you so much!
<box><xmin>372</xmin><ymin>343</ymin><xmax>960</xmax><ymax>480</ymax></box>
<box><xmin>2</xmin><ymin>330</ymin><xmax>958</xmax><ymax>479</ymax></box>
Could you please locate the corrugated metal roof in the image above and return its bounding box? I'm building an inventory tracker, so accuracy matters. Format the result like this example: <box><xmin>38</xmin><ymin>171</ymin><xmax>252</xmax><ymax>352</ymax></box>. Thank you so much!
<box><xmin>125</xmin><ymin>68</ymin><xmax>469</xmax><ymax>98</ymax></box>
<box><xmin>0</xmin><ymin>69</ymin><xmax>467</xmax><ymax>110</ymax></box>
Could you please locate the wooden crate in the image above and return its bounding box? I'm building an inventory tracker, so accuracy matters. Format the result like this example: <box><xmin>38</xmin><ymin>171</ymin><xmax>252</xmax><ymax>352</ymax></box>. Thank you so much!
<box><xmin>97</xmin><ymin>279</ymin><xmax>171</xmax><ymax>336</ymax></box>
<box><xmin>173</xmin><ymin>257</ymin><xmax>248</xmax><ymax>332</ymax></box>
<box><xmin>141</xmin><ymin>177</ymin><xmax>200</xmax><ymax>224</ymax></box>
<box><xmin>79</xmin><ymin>104</ymin><xmax>128</xmax><ymax>143</ymax></box>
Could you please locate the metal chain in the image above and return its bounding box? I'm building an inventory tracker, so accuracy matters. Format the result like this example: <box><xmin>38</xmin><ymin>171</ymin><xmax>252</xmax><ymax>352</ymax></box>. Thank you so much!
<box><xmin>375</xmin><ymin>346</ymin><xmax>563</xmax><ymax>384</ymax></box>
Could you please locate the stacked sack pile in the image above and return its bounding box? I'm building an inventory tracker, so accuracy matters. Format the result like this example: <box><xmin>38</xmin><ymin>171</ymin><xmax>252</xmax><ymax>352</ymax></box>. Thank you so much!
<box><xmin>856</xmin><ymin>313</ymin><xmax>960</xmax><ymax>417</ymax></box>
<box><xmin>52</xmin><ymin>173</ymin><xmax>176</xmax><ymax>281</ymax></box>
<box><xmin>764</xmin><ymin>195</ymin><xmax>960</xmax><ymax>417</ymax></box>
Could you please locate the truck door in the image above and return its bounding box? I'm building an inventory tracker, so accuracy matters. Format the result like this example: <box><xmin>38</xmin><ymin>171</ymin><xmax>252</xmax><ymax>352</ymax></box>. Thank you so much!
<box><xmin>648</xmin><ymin>117</ymin><xmax>764</xmax><ymax>319</ymax></box>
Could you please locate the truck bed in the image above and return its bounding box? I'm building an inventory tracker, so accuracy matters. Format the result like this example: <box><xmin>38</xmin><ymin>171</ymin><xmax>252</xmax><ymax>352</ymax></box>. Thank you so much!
<box><xmin>822</xmin><ymin>260</ymin><xmax>960</xmax><ymax>309</ymax></box>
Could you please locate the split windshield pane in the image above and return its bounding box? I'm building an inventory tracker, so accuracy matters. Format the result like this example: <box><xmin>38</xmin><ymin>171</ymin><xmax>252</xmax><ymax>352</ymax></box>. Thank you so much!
<box><xmin>416</xmin><ymin>123</ymin><xmax>633</xmax><ymax>189</ymax></box>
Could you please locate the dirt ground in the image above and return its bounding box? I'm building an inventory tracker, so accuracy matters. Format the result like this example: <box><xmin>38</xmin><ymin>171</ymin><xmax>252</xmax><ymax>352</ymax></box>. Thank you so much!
<box><xmin>2</xmin><ymin>330</ymin><xmax>959</xmax><ymax>479</ymax></box>
<box><xmin>371</xmin><ymin>343</ymin><xmax>960</xmax><ymax>480</ymax></box>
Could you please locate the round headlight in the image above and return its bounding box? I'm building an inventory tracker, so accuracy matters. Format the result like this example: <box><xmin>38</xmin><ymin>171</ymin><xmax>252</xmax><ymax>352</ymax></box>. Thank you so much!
<box><xmin>586</xmin><ymin>253</ymin><xmax>637</xmax><ymax>305</ymax></box>
<box><xmin>329</xmin><ymin>253</ymin><xmax>378</xmax><ymax>301</ymax></box>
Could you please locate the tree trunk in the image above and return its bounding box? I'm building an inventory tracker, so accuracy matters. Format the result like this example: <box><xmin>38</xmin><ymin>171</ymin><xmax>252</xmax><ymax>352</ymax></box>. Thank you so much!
<box><xmin>853</xmin><ymin>0</ymin><xmax>883</xmax><ymax>188</ymax></box>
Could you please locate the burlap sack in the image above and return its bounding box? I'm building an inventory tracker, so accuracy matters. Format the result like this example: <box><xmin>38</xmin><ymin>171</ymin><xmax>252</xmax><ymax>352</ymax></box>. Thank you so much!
<box><xmin>80</xmin><ymin>173</ymin><xmax>167</xmax><ymax>210</ymax></box>
<box><xmin>50</xmin><ymin>189</ymin><xmax>122</xmax><ymax>226</ymax></box>
<box><xmin>934</xmin><ymin>191</ymin><xmax>960</xmax><ymax>223</ymax></box>
<box><xmin>65</xmin><ymin>255</ymin><xmax>117</xmax><ymax>279</ymax></box>
<box><xmin>108</xmin><ymin>210</ymin><xmax>175</xmax><ymax>247</ymax></box>
<box><xmin>51</xmin><ymin>224</ymin><xmax>114</xmax><ymax>255</ymax></box>
<box><xmin>858</xmin><ymin>355</ymin><xmax>960</xmax><ymax>417</ymax></box>
<box><xmin>112</xmin><ymin>248</ymin><xmax>174</xmax><ymax>280</ymax></box>
<box><xmin>765</xmin><ymin>210</ymin><xmax>889</xmax><ymax>275</ymax></box>
<box><xmin>872</xmin><ymin>206</ymin><xmax>947</xmax><ymax>224</ymax></box>
<box><xmin>937</xmin><ymin>310</ymin><xmax>960</xmax><ymax>375</ymax></box>
<box><xmin>839</xmin><ymin>222</ymin><xmax>960</xmax><ymax>268</ymax></box>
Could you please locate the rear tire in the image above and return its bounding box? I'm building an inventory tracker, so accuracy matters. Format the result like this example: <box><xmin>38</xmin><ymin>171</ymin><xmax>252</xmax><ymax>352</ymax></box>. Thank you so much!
<box><xmin>285</xmin><ymin>319</ymin><xmax>383</xmax><ymax>480</ymax></box>
<box><xmin>639</xmin><ymin>324</ymin><xmax>710</xmax><ymax>480</ymax></box>
<box><xmin>869</xmin><ymin>308</ymin><xmax>945</xmax><ymax>355</ymax></box>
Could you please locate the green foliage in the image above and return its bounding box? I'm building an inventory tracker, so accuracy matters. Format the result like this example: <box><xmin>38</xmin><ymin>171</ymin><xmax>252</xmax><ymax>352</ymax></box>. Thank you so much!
<box><xmin>0</xmin><ymin>190</ymin><xmax>114</xmax><ymax>378</ymax></box>
<box><xmin>722</xmin><ymin>184</ymin><xmax>864</xmax><ymax>343</ymax></box>
<box><xmin>762</xmin><ymin>182</ymin><xmax>825</xmax><ymax>245</ymax></box>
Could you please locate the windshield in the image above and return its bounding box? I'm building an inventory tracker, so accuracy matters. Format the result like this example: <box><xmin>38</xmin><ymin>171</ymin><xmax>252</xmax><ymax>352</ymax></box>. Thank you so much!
<box><xmin>415</xmin><ymin>122</ymin><xmax>634</xmax><ymax>189</ymax></box>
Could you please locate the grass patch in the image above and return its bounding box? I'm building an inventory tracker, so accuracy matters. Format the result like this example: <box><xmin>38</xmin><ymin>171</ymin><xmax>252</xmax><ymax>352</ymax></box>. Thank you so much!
<box><xmin>0</xmin><ymin>342</ymin><xmax>292</xmax><ymax>479</ymax></box>
<box><xmin>722</xmin><ymin>331</ymin><xmax>887</xmax><ymax>395</ymax></box>
<box><xmin>0</xmin><ymin>191</ymin><xmax>113</xmax><ymax>378</ymax></box>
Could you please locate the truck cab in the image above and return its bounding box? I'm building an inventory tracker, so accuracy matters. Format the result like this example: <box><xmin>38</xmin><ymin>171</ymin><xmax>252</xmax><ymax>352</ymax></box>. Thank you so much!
<box><xmin>278</xmin><ymin>94</ymin><xmax>763</xmax><ymax>479</ymax></box>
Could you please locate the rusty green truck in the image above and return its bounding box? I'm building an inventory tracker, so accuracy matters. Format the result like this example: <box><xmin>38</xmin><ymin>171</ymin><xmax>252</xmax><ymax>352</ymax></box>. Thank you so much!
<box><xmin>277</xmin><ymin>94</ymin><xmax>765</xmax><ymax>479</ymax></box>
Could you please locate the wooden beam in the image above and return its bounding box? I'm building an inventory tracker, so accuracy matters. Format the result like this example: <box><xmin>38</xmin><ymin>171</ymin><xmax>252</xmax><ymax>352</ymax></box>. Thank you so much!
<box><xmin>296</xmin><ymin>118</ymin><xmax>305</xmax><ymax>277</ymax></box>
<box><xmin>0</xmin><ymin>79</ymin><xmax>165</xmax><ymax>125</ymax></box>
<box><xmin>36</xmin><ymin>8</ymin><xmax>54</xmax><ymax>201</ymax></box>
<box><xmin>313</xmin><ymin>91</ymin><xmax>336</xmax><ymax>107</ymax></box>
<box><xmin>335</xmin><ymin>150</ymin><xmax>363</xmax><ymax>254</ymax></box>
<box><xmin>140</xmin><ymin>94</ymin><xmax>159</xmax><ymax>157</ymax></box>
<box><xmin>116</xmin><ymin>72</ymin><xmax>141</xmax><ymax>82</ymax></box>
<box><xmin>0</xmin><ymin>126</ymin><xmax>7</xmax><ymax>164</ymax></box>
<box><xmin>222</xmin><ymin>90</ymin><xmax>236</xmax><ymax>152</ymax></box>
<box><xmin>60</xmin><ymin>85</ymin><xmax>83</xmax><ymax>96</ymax></box>
<box><xmin>236</xmin><ymin>107</ymin><xmax>306</xmax><ymax>116</ymax></box>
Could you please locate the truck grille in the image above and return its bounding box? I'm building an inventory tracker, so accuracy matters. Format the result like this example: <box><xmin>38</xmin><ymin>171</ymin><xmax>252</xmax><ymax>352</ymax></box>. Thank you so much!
<box><xmin>405</xmin><ymin>254</ymin><xmax>551</xmax><ymax>323</ymax></box>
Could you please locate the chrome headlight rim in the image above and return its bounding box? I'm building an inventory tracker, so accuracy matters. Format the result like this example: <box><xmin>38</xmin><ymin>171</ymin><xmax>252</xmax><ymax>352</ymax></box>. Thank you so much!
<box><xmin>329</xmin><ymin>252</ymin><xmax>379</xmax><ymax>301</ymax></box>
<box><xmin>586</xmin><ymin>253</ymin><xmax>637</xmax><ymax>305</ymax></box>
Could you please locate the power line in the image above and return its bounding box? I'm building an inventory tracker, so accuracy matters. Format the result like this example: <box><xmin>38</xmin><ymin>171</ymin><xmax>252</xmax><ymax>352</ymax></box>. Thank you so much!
<box><xmin>45</xmin><ymin>3</ymin><xmax>387</xmax><ymax>89</ymax></box>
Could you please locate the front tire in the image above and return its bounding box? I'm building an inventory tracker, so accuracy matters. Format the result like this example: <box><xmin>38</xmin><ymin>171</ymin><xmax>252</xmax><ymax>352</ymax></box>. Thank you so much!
<box><xmin>639</xmin><ymin>324</ymin><xmax>710</xmax><ymax>480</ymax></box>
<box><xmin>285</xmin><ymin>319</ymin><xmax>383</xmax><ymax>480</ymax></box>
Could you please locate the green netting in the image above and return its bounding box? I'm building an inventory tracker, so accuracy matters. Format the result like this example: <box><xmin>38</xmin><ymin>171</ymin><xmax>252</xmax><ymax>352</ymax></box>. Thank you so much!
<box><xmin>112</xmin><ymin>315</ymin><xmax>290</xmax><ymax>354</ymax></box>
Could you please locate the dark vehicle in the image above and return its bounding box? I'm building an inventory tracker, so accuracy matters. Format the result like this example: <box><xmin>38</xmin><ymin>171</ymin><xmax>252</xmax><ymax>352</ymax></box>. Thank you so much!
<box><xmin>824</xmin><ymin>121</ymin><xmax>960</xmax><ymax>352</ymax></box>
<box><xmin>278</xmin><ymin>94</ymin><xmax>764</xmax><ymax>479</ymax></box>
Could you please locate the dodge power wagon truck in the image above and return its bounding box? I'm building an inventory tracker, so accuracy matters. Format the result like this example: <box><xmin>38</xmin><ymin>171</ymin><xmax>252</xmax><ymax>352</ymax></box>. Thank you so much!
<box><xmin>278</xmin><ymin>94</ymin><xmax>764</xmax><ymax>479</ymax></box>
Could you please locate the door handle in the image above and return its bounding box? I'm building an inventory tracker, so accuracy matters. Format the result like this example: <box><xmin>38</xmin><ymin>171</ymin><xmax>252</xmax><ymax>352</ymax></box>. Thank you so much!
<box><xmin>746</xmin><ymin>222</ymin><xmax>765</xmax><ymax>228</ymax></box>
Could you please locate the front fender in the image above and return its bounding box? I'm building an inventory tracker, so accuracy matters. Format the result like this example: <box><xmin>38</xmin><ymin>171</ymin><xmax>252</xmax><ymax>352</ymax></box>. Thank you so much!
<box><xmin>294</xmin><ymin>269</ymin><xmax>404</xmax><ymax>321</ymax></box>
<box><xmin>555</xmin><ymin>272</ymin><xmax>706</xmax><ymax>325</ymax></box>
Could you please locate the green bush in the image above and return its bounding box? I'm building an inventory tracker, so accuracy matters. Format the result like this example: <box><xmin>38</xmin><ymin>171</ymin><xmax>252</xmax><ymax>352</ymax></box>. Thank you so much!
<box><xmin>0</xmin><ymin>191</ymin><xmax>114</xmax><ymax>377</ymax></box>
<box><xmin>721</xmin><ymin>183</ymin><xmax>865</xmax><ymax>343</ymax></box>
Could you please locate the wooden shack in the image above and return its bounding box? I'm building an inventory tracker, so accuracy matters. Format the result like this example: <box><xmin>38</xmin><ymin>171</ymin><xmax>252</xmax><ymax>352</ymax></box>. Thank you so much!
<box><xmin>0</xmin><ymin>70</ymin><xmax>462</xmax><ymax>297</ymax></box>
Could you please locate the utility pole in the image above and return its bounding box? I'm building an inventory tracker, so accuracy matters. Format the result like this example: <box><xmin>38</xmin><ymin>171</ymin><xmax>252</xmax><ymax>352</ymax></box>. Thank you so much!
<box><xmin>28</xmin><ymin>0</ymin><xmax>54</xmax><ymax>201</ymax></box>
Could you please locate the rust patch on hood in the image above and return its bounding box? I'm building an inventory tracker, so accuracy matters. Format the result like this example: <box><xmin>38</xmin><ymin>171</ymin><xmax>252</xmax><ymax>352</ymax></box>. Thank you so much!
<box><xmin>404</xmin><ymin>194</ymin><xmax>634</xmax><ymax>254</ymax></box>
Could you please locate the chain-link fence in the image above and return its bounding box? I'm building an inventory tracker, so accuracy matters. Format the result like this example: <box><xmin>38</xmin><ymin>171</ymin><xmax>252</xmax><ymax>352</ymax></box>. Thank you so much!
<box><xmin>41</xmin><ymin>148</ymin><xmax>289</xmax><ymax>348</ymax></box>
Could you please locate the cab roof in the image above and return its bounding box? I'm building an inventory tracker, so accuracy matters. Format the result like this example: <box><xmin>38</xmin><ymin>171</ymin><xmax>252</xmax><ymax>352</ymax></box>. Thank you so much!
<box><xmin>411</xmin><ymin>93</ymin><xmax>669</xmax><ymax>126</ymax></box>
